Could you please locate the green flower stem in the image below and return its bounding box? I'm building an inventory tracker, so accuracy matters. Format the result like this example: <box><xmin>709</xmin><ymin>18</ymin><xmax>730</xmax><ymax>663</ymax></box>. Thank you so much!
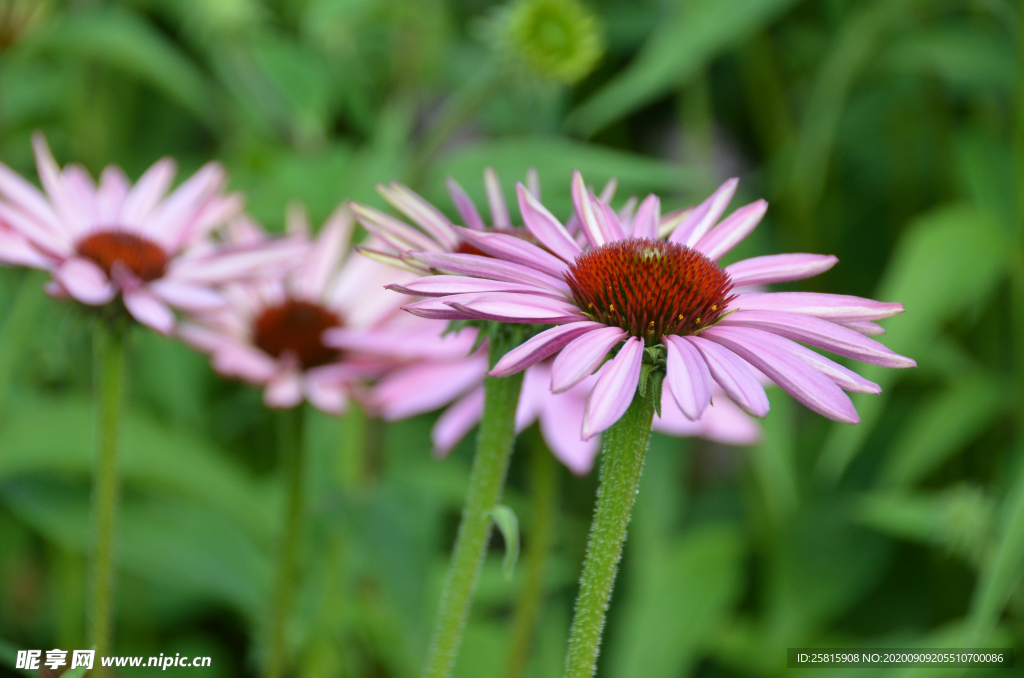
<box><xmin>422</xmin><ymin>332</ymin><xmax>525</xmax><ymax>678</ymax></box>
<box><xmin>503</xmin><ymin>432</ymin><xmax>558</xmax><ymax>678</ymax></box>
<box><xmin>266</xmin><ymin>406</ymin><xmax>307</xmax><ymax>678</ymax></box>
<box><xmin>563</xmin><ymin>382</ymin><xmax>657</xmax><ymax>678</ymax></box>
<box><xmin>87</xmin><ymin>321</ymin><xmax>126</xmax><ymax>675</ymax></box>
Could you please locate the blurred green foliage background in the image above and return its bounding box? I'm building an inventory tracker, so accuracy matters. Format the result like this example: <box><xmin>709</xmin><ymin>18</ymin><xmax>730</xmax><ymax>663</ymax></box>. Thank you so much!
<box><xmin>0</xmin><ymin>0</ymin><xmax>1022</xmax><ymax>677</ymax></box>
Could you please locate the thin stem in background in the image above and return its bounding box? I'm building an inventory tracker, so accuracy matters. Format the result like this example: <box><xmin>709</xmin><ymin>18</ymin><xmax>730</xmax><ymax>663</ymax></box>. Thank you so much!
<box><xmin>87</xmin><ymin>320</ymin><xmax>126</xmax><ymax>676</ymax></box>
<box><xmin>421</xmin><ymin>331</ymin><xmax>525</xmax><ymax>678</ymax></box>
<box><xmin>266</xmin><ymin>405</ymin><xmax>308</xmax><ymax>678</ymax></box>
<box><xmin>563</xmin><ymin>381</ymin><xmax>657</xmax><ymax>678</ymax></box>
<box><xmin>503</xmin><ymin>431</ymin><xmax>558</xmax><ymax>678</ymax></box>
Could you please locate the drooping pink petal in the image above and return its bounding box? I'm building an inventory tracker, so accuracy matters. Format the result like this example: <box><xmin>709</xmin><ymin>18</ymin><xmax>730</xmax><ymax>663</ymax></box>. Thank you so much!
<box><xmin>729</xmin><ymin>292</ymin><xmax>904</xmax><ymax>321</ymax></box>
<box><xmin>490</xmin><ymin>322</ymin><xmax>605</xmax><ymax>377</ymax></box>
<box><xmin>725</xmin><ymin>253</ymin><xmax>838</xmax><ymax>287</ymax></box>
<box><xmin>515</xmin><ymin>365</ymin><xmax>547</xmax><ymax>433</ymax></box>
<box><xmin>293</xmin><ymin>207</ymin><xmax>352</xmax><ymax>300</ymax></box>
<box><xmin>0</xmin><ymin>201</ymin><xmax>72</xmax><ymax>256</ymax></box>
<box><xmin>414</xmin><ymin>251</ymin><xmax>571</xmax><ymax>295</ymax></box>
<box><xmin>685</xmin><ymin>335</ymin><xmax>770</xmax><ymax>417</ymax></box>
<box><xmin>0</xmin><ymin>228</ymin><xmax>52</xmax><ymax>268</ymax></box>
<box><xmin>631</xmin><ymin>194</ymin><xmax>660</xmax><ymax>240</ymax></box>
<box><xmin>433</xmin><ymin>387</ymin><xmax>485</xmax><ymax>457</ymax></box>
<box><xmin>702</xmin><ymin>327</ymin><xmax>859</xmax><ymax>423</ymax></box>
<box><xmin>304</xmin><ymin>368</ymin><xmax>348</xmax><ymax>415</ymax></box>
<box><xmin>446</xmin><ymin>177</ymin><xmax>486</xmax><ymax>231</ymax></box>
<box><xmin>454</xmin><ymin>226</ymin><xmax>569</xmax><ymax>278</ymax></box>
<box><xmin>176</xmin><ymin>193</ymin><xmax>244</xmax><ymax>247</ymax></box>
<box><xmin>372</xmin><ymin>358</ymin><xmax>487</xmax><ymax>421</ymax></box>
<box><xmin>655</xmin><ymin>390</ymin><xmax>761</xmax><ymax>446</ymax></box>
<box><xmin>265</xmin><ymin>368</ymin><xmax>303</xmax><ymax>409</ymax></box>
<box><xmin>484</xmin><ymin>168</ymin><xmax>511</xmax><ymax>229</ymax></box>
<box><xmin>516</xmin><ymin>183</ymin><xmax>582</xmax><ymax>262</ymax></box>
<box><xmin>32</xmin><ymin>134</ymin><xmax>85</xmax><ymax>234</ymax></box>
<box><xmin>123</xmin><ymin>286</ymin><xmax>176</xmax><ymax>334</ymax></box>
<box><xmin>150</xmin><ymin>279</ymin><xmax>225</xmax><ymax>312</ymax></box>
<box><xmin>169</xmin><ymin>238</ymin><xmax>308</xmax><ymax>284</ymax></box>
<box><xmin>387</xmin><ymin>275</ymin><xmax>565</xmax><ymax>300</ymax></box>
<box><xmin>402</xmin><ymin>298</ymin><xmax>476</xmax><ymax>320</ymax></box>
<box><xmin>670</xmin><ymin>178</ymin><xmax>738</xmax><ymax>246</ymax></box>
<box><xmin>120</xmin><ymin>157</ymin><xmax>176</xmax><ymax>226</ymax></box>
<box><xmin>0</xmin><ymin>162</ymin><xmax>65</xmax><ymax>238</ymax></box>
<box><xmin>447</xmin><ymin>292</ymin><xmax>584</xmax><ymax>324</ymax></box>
<box><xmin>551</xmin><ymin>325</ymin><xmax>627</xmax><ymax>392</ymax></box>
<box><xmin>54</xmin><ymin>257</ymin><xmax>116</xmax><ymax>305</ymax></box>
<box><xmin>695</xmin><ymin>199</ymin><xmax>768</xmax><ymax>261</ymax></box>
<box><xmin>379</xmin><ymin>182</ymin><xmax>460</xmax><ymax>250</ymax></box>
<box><xmin>715</xmin><ymin>325</ymin><xmax>880</xmax><ymax>393</ymax></box>
<box><xmin>143</xmin><ymin>162</ymin><xmax>224</xmax><ymax>246</ymax></box>
<box><xmin>720</xmin><ymin>310</ymin><xmax>916</xmax><ymax>368</ymax></box>
<box><xmin>538</xmin><ymin>382</ymin><xmax>600</xmax><ymax>476</ymax></box>
<box><xmin>663</xmin><ymin>334</ymin><xmax>713</xmax><ymax>420</ymax></box>
<box><xmin>582</xmin><ymin>336</ymin><xmax>644</xmax><ymax>439</ymax></box>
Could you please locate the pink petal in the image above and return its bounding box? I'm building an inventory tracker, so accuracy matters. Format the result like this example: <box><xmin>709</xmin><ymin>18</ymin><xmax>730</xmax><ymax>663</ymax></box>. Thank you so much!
<box><xmin>516</xmin><ymin>183</ymin><xmax>582</xmax><ymax>263</ymax></box>
<box><xmin>670</xmin><ymin>178</ymin><xmax>738</xmax><ymax>246</ymax></box>
<box><xmin>663</xmin><ymin>334</ymin><xmax>713</xmax><ymax>420</ymax></box>
<box><xmin>61</xmin><ymin>165</ymin><xmax>99</xmax><ymax>236</ymax></box>
<box><xmin>725</xmin><ymin>253</ymin><xmax>838</xmax><ymax>287</ymax></box>
<box><xmin>211</xmin><ymin>344</ymin><xmax>278</xmax><ymax>382</ymax></box>
<box><xmin>0</xmin><ymin>201</ymin><xmax>72</xmax><ymax>256</ymax></box>
<box><xmin>446</xmin><ymin>177</ymin><xmax>486</xmax><ymax>231</ymax></box>
<box><xmin>379</xmin><ymin>182</ymin><xmax>460</xmax><ymax>250</ymax></box>
<box><xmin>0</xmin><ymin>227</ymin><xmax>52</xmax><ymax>268</ymax></box>
<box><xmin>484</xmin><ymin>167</ymin><xmax>511</xmax><ymax>229</ymax></box>
<box><xmin>694</xmin><ymin>199</ymin><xmax>768</xmax><ymax>261</ymax></box>
<box><xmin>0</xmin><ymin>161</ymin><xmax>65</xmax><ymax>237</ymax></box>
<box><xmin>120</xmin><ymin>158</ymin><xmax>176</xmax><ymax>226</ymax></box>
<box><xmin>526</xmin><ymin>168</ymin><xmax>540</xmax><ymax>199</ymax></box>
<box><xmin>403</xmin><ymin>298</ymin><xmax>476</xmax><ymax>320</ymax></box>
<box><xmin>54</xmin><ymin>257</ymin><xmax>115</xmax><ymax>305</ymax></box>
<box><xmin>702</xmin><ymin>327</ymin><xmax>859</xmax><ymax>423</ymax></box>
<box><xmin>144</xmin><ymin>162</ymin><xmax>224</xmax><ymax>245</ymax></box>
<box><xmin>655</xmin><ymin>391</ymin><xmax>761</xmax><ymax>446</ymax></box>
<box><xmin>372</xmin><ymin>359</ymin><xmax>486</xmax><ymax>421</ymax></box>
<box><xmin>729</xmin><ymin>292</ymin><xmax>904</xmax><ymax>321</ymax></box>
<box><xmin>515</xmin><ymin>365</ymin><xmax>547</xmax><ymax>433</ymax></box>
<box><xmin>582</xmin><ymin>336</ymin><xmax>644</xmax><ymax>439</ymax></box>
<box><xmin>387</xmin><ymin>275</ymin><xmax>565</xmax><ymax>300</ymax></box>
<box><xmin>96</xmin><ymin>166</ymin><xmax>130</xmax><ymax>223</ymax></box>
<box><xmin>447</xmin><ymin>293</ymin><xmax>584</xmax><ymax>324</ymax></box>
<box><xmin>572</xmin><ymin>171</ymin><xmax>606</xmax><ymax>248</ymax></box>
<box><xmin>351</xmin><ymin>202</ymin><xmax>443</xmax><ymax>254</ymax></box>
<box><xmin>433</xmin><ymin>387</ymin><xmax>485</xmax><ymax>457</ymax></box>
<box><xmin>454</xmin><ymin>226</ymin><xmax>569</xmax><ymax>278</ymax></box>
<box><xmin>123</xmin><ymin>286</ymin><xmax>176</xmax><ymax>334</ymax></box>
<box><xmin>685</xmin><ymin>336</ymin><xmax>770</xmax><ymax>417</ymax></box>
<box><xmin>594</xmin><ymin>199</ymin><xmax>627</xmax><ymax>242</ymax></box>
<box><xmin>840</xmin><ymin>320</ymin><xmax>885</xmax><ymax>336</ymax></box>
<box><xmin>293</xmin><ymin>207</ymin><xmax>352</xmax><ymax>299</ymax></box>
<box><xmin>264</xmin><ymin>369</ymin><xmax>303</xmax><ymax>409</ymax></box>
<box><xmin>538</xmin><ymin>386</ymin><xmax>600</xmax><ymax>475</ymax></box>
<box><xmin>150</xmin><ymin>279</ymin><xmax>225</xmax><ymax>311</ymax></box>
<box><xmin>176</xmin><ymin>193</ymin><xmax>244</xmax><ymax>247</ymax></box>
<box><xmin>631</xmin><ymin>194</ymin><xmax>660</xmax><ymax>240</ymax></box>
<box><xmin>413</xmin><ymin>251</ymin><xmax>571</xmax><ymax>295</ymax></box>
<box><xmin>720</xmin><ymin>310</ymin><xmax>916</xmax><ymax>368</ymax></box>
<box><xmin>32</xmin><ymin>134</ymin><xmax>84</xmax><ymax>233</ymax></box>
<box><xmin>717</xmin><ymin>325</ymin><xmax>880</xmax><ymax>394</ymax></box>
<box><xmin>490</xmin><ymin>322</ymin><xmax>605</xmax><ymax>377</ymax></box>
<box><xmin>551</xmin><ymin>325</ymin><xmax>627</xmax><ymax>392</ymax></box>
<box><xmin>169</xmin><ymin>238</ymin><xmax>308</xmax><ymax>284</ymax></box>
<box><xmin>304</xmin><ymin>368</ymin><xmax>348</xmax><ymax>415</ymax></box>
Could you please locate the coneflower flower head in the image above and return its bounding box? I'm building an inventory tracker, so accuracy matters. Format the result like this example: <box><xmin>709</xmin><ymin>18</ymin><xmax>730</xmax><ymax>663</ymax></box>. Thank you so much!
<box><xmin>0</xmin><ymin>134</ymin><xmax>304</xmax><ymax>333</ymax></box>
<box><xmin>501</xmin><ymin>0</ymin><xmax>605</xmax><ymax>84</ymax></box>
<box><xmin>389</xmin><ymin>172</ymin><xmax>916</xmax><ymax>439</ymax></box>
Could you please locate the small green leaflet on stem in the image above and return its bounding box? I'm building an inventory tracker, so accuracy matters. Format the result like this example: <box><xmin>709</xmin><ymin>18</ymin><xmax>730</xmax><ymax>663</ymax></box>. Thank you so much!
<box><xmin>488</xmin><ymin>504</ymin><xmax>520</xmax><ymax>580</ymax></box>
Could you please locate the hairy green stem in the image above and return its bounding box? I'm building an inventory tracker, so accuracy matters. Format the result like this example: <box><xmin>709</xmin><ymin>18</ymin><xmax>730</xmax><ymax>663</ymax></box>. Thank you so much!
<box><xmin>421</xmin><ymin>333</ymin><xmax>525</xmax><ymax>678</ymax></box>
<box><xmin>503</xmin><ymin>433</ymin><xmax>558</xmax><ymax>678</ymax></box>
<box><xmin>87</xmin><ymin>321</ymin><xmax>126</xmax><ymax>674</ymax></box>
<box><xmin>266</xmin><ymin>406</ymin><xmax>307</xmax><ymax>678</ymax></box>
<box><xmin>564</xmin><ymin>384</ymin><xmax>657</xmax><ymax>678</ymax></box>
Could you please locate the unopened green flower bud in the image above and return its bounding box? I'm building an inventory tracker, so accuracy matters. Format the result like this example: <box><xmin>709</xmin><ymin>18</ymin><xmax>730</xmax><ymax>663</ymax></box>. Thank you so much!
<box><xmin>504</xmin><ymin>0</ymin><xmax>604</xmax><ymax>84</ymax></box>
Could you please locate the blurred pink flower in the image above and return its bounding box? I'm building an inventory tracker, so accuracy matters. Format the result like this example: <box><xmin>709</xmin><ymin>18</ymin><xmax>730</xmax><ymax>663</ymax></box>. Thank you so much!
<box><xmin>179</xmin><ymin>206</ymin><xmax>414</xmax><ymax>414</ymax></box>
<box><xmin>0</xmin><ymin>134</ymin><xmax>301</xmax><ymax>333</ymax></box>
<box><xmin>385</xmin><ymin>173</ymin><xmax>916</xmax><ymax>439</ymax></box>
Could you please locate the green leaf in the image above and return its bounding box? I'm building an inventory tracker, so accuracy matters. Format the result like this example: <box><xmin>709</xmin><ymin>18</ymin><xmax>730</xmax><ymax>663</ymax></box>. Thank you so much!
<box><xmin>488</xmin><ymin>504</ymin><xmax>520</xmax><ymax>580</ymax></box>
<box><xmin>879</xmin><ymin>370</ymin><xmax>1004</xmax><ymax>488</ymax></box>
<box><xmin>817</xmin><ymin>205</ymin><xmax>1007</xmax><ymax>481</ymax></box>
<box><xmin>749</xmin><ymin>389</ymin><xmax>798</xmax><ymax>524</ymax></box>
<box><xmin>883</xmin><ymin>24</ymin><xmax>1014</xmax><ymax>95</ymax></box>
<box><xmin>565</xmin><ymin>0</ymin><xmax>801</xmax><ymax>137</ymax></box>
<box><xmin>17</xmin><ymin>8</ymin><xmax>224</xmax><ymax>130</ymax></box>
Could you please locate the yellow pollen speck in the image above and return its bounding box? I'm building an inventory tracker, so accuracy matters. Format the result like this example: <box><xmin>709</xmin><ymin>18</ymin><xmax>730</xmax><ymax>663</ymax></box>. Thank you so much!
<box><xmin>610</xmin><ymin>304</ymin><xmax>616</xmax><ymax>312</ymax></box>
<box><xmin>677</xmin><ymin>314</ymin><xmax>684</xmax><ymax>321</ymax></box>
<box><xmin>711</xmin><ymin>304</ymin><xmax>718</xmax><ymax>311</ymax></box>
<box><xmin>696</xmin><ymin>317</ymin><xmax>701</xmax><ymax>324</ymax></box>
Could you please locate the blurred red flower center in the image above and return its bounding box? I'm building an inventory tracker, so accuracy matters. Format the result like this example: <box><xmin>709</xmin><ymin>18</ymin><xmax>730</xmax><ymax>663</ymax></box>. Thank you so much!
<box><xmin>565</xmin><ymin>239</ymin><xmax>734</xmax><ymax>340</ymax></box>
<box><xmin>76</xmin><ymin>230</ymin><xmax>169</xmax><ymax>282</ymax></box>
<box><xmin>253</xmin><ymin>299</ymin><xmax>341</xmax><ymax>369</ymax></box>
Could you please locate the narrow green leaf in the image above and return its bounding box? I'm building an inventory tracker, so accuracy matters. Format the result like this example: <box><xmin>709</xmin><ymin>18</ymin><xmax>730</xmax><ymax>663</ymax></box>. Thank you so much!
<box><xmin>488</xmin><ymin>504</ymin><xmax>520</xmax><ymax>580</ymax></box>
